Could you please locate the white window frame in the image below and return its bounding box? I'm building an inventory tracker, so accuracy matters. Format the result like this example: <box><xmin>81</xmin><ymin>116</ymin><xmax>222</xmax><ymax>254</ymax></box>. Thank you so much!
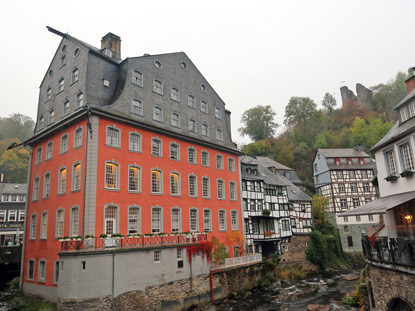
<box><xmin>170</xmin><ymin>142</ymin><xmax>180</xmax><ymax>161</ymax></box>
<box><xmin>128</xmin><ymin>165</ymin><xmax>141</xmax><ymax>193</ymax></box>
<box><xmin>58</xmin><ymin>167</ymin><xmax>67</xmax><ymax>195</ymax></box>
<box><xmin>43</xmin><ymin>172</ymin><xmax>51</xmax><ymax>198</ymax></box>
<box><xmin>171</xmin><ymin>112</ymin><xmax>181</xmax><ymax>128</ymax></box>
<box><xmin>104</xmin><ymin>161</ymin><xmax>120</xmax><ymax>190</ymax></box>
<box><xmin>0</xmin><ymin>210</ymin><xmax>5</xmax><ymax>222</ymax></box>
<box><xmin>60</xmin><ymin>134</ymin><xmax>69</xmax><ymax>154</ymax></box>
<box><xmin>151</xmin><ymin>169</ymin><xmax>163</xmax><ymax>194</ymax></box>
<box><xmin>384</xmin><ymin>148</ymin><xmax>398</xmax><ymax>175</ymax></box>
<box><xmin>200</xmin><ymin>100</ymin><xmax>208</xmax><ymax>113</ymax></box>
<box><xmin>46</xmin><ymin>141</ymin><xmax>53</xmax><ymax>160</ymax></box>
<box><xmin>170</xmin><ymin>171</ymin><xmax>181</xmax><ymax>196</ymax></box>
<box><xmin>151</xmin><ymin>137</ymin><xmax>162</xmax><ymax>157</ymax></box>
<box><xmin>38</xmin><ymin>259</ymin><xmax>47</xmax><ymax>282</ymax></box>
<box><xmin>33</xmin><ymin>177</ymin><xmax>40</xmax><ymax>201</ymax></box>
<box><xmin>8</xmin><ymin>210</ymin><xmax>17</xmax><ymax>222</ymax></box>
<box><xmin>72</xmin><ymin>162</ymin><xmax>81</xmax><ymax>191</ymax></box>
<box><xmin>201</xmin><ymin>123</ymin><xmax>209</xmax><ymax>137</ymax></box>
<box><xmin>128</xmin><ymin>206</ymin><xmax>141</xmax><ymax>234</ymax></box>
<box><xmin>74</xmin><ymin>127</ymin><xmax>83</xmax><ymax>149</ymax></box>
<box><xmin>27</xmin><ymin>259</ymin><xmax>35</xmax><ymax>280</ymax></box>
<box><xmin>40</xmin><ymin>211</ymin><xmax>48</xmax><ymax>239</ymax></box>
<box><xmin>203</xmin><ymin>209</ymin><xmax>212</xmax><ymax>232</ymax></box>
<box><xmin>35</xmin><ymin>147</ymin><xmax>42</xmax><ymax>164</ymax></box>
<box><xmin>228</xmin><ymin>158</ymin><xmax>235</xmax><ymax>172</ymax></box>
<box><xmin>202</xmin><ymin>177</ymin><xmax>210</xmax><ymax>198</ymax></box>
<box><xmin>72</xmin><ymin>68</ymin><xmax>79</xmax><ymax>84</ymax></box>
<box><xmin>153</xmin><ymin>79</ymin><xmax>163</xmax><ymax>95</ymax></box>
<box><xmin>231</xmin><ymin>210</ymin><xmax>238</xmax><ymax>230</ymax></box>
<box><xmin>215</xmin><ymin>107</ymin><xmax>222</xmax><ymax>119</ymax></box>
<box><xmin>30</xmin><ymin>214</ymin><xmax>37</xmax><ymax>240</ymax></box>
<box><xmin>132</xmin><ymin>70</ymin><xmax>143</xmax><ymax>87</ymax></box>
<box><xmin>217</xmin><ymin>179</ymin><xmax>225</xmax><ymax>200</ymax></box>
<box><xmin>129</xmin><ymin>132</ymin><xmax>142</xmax><ymax>153</ymax></box>
<box><xmin>154</xmin><ymin>250</ymin><xmax>161</xmax><ymax>263</ymax></box>
<box><xmin>171</xmin><ymin>207</ymin><xmax>181</xmax><ymax>233</ymax></box>
<box><xmin>70</xmin><ymin>206</ymin><xmax>79</xmax><ymax>237</ymax></box>
<box><xmin>131</xmin><ymin>99</ymin><xmax>143</xmax><ymax>116</ymax></box>
<box><xmin>153</xmin><ymin>106</ymin><xmax>163</xmax><ymax>122</ymax></box>
<box><xmin>229</xmin><ymin>181</ymin><xmax>237</xmax><ymax>201</ymax></box>
<box><xmin>188</xmin><ymin>147</ymin><xmax>197</xmax><ymax>164</ymax></box>
<box><xmin>189</xmin><ymin>208</ymin><xmax>198</xmax><ymax>232</ymax></box>
<box><xmin>188</xmin><ymin>174</ymin><xmax>197</xmax><ymax>197</ymax></box>
<box><xmin>216</xmin><ymin>154</ymin><xmax>224</xmax><ymax>170</ymax></box>
<box><xmin>399</xmin><ymin>141</ymin><xmax>415</xmax><ymax>171</ymax></box>
<box><xmin>189</xmin><ymin>119</ymin><xmax>197</xmax><ymax>133</ymax></box>
<box><xmin>151</xmin><ymin>207</ymin><xmax>162</xmax><ymax>233</ymax></box>
<box><xmin>57</xmin><ymin>78</ymin><xmax>64</xmax><ymax>93</ymax></box>
<box><xmin>171</xmin><ymin>87</ymin><xmax>180</xmax><ymax>102</ymax></box>
<box><xmin>188</xmin><ymin>95</ymin><xmax>196</xmax><ymax>108</ymax></box>
<box><xmin>216</xmin><ymin>128</ymin><xmax>223</xmax><ymax>141</ymax></box>
<box><xmin>56</xmin><ymin>209</ymin><xmax>65</xmax><ymax>238</ymax></box>
<box><xmin>201</xmin><ymin>150</ymin><xmax>209</xmax><ymax>167</ymax></box>
<box><xmin>106</xmin><ymin>126</ymin><xmax>121</xmax><ymax>148</ymax></box>
<box><xmin>218</xmin><ymin>210</ymin><xmax>226</xmax><ymax>231</ymax></box>
<box><xmin>62</xmin><ymin>101</ymin><xmax>70</xmax><ymax>117</ymax></box>
<box><xmin>76</xmin><ymin>92</ymin><xmax>84</xmax><ymax>109</ymax></box>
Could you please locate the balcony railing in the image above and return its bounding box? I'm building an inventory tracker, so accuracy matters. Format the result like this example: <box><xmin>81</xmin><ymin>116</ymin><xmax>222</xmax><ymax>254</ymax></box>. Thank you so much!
<box><xmin>60</xmin><ymin>234</ymin><xmax>208</xmax><ymax>251</ymax></box>
<box><xmin>362</xmin><ymin>236</ymin><xmax>415</xmax><ymax>268</ymax></box>
<box><xmin>211</xmin><ymin>253</ymin><xmax>262</xmax><ymax>271</ymax></box>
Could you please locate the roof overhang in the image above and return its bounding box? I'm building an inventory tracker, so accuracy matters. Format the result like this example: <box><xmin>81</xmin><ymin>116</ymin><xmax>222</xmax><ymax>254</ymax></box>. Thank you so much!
<box><xmin>339</xmin><ymin>191</ymin><xmax>415</xmax><ymax>216</ymax></box>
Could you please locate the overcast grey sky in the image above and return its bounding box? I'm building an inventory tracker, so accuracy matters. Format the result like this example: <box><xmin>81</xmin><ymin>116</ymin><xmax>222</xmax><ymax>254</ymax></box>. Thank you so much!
<box><xmin>1</xmin><ymin>0</ymin><xmax>414</xmax><ymax>146</ymax></box>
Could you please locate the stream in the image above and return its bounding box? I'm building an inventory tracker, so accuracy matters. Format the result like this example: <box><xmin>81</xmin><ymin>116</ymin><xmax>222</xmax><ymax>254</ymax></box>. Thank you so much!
<box><xmin>212</xmin><ymin>265</ymin><xmax>364</xmax><ymax>311</ymax></box>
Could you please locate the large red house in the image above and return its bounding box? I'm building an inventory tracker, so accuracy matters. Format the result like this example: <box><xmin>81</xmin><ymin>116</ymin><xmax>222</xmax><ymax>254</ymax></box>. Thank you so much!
<box><xmin>22</xmin><ymin>27</ymin><xmax>242</xmax><ymax>303</ymax></box>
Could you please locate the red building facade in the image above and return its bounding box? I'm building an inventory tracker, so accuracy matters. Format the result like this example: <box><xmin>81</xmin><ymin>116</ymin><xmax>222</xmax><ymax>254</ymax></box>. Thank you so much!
<box><xmin>22</xmin><ymin>28</ymin><xmax>242</xmax><ymax>301</ymax></box>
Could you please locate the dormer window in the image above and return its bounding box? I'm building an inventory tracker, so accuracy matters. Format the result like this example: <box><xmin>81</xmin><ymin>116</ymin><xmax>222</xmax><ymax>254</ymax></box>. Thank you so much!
<box><xmin>359</xmin><ymin>158</ymin><xmax>364</xmax><ymax>165</ymax></box>
<box><xmin>347</xmin><ymin>158</ymin><xmax>352</xmax><ymax>165</ymax></box>
<box><xmin>409</xmin><ymin>101</ymin><xmax>415</xmax><ymax>118</ymax></box>
<box><xmin>335</xmin><ymin>158</ymin><xmax>340</xmax><ymax>166</ymax></box>
<box><xmin>400</xmin><ymin>106</ymin><xmax>409</xmax><ymax>122</ymax></box>
<box><xmin>104</xmin><ymin>48</ymin><xmax>112</xmax><ymax>57</ymax></box>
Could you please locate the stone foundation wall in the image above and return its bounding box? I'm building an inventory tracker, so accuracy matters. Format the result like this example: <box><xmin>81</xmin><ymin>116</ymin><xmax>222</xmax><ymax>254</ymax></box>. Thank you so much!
<box><xmin>280</xmin><ymin>236</ymin><xmax>318</xmax><ymax>272</ymax></box>
<box><xmin>370</xmin><ymin>264</ymin><xmax>415</xmax><ymax>311</ymax></box>
<box><xmin>58</xmin><ymin>263</ymin><xmax>263</xmax><ymax>311</ymax></box>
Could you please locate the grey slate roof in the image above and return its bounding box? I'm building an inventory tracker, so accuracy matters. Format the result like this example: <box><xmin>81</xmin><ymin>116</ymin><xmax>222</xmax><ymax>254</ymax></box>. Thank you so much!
<box><xmin>279</xmin><ymin>176</ymin><xmax>312</xmax><ymax>202</ymax></box>
<box><xmin>370</xmin><ymin>118</ymin><xmax>415</xmax><ymax>152</ymax></box>
<box><xmin>339</xmin><ymin>191</ymin><xmax>415</xmax><ymax>216</ymax></box>
<box><xmin>255</xmin><ymin>156</ymin><xmax>303</xmax><ymax>185</ymax></box>
<box><xmin>394</xmin><ymin>88</ymin><xmax>415</xmax><ymax>110</ymax></box>
<box><xmin>256</xmin><ymin>156</ymin><xmax>292</xmax><ymax>170</ymax></box>
<box><xmin>319</xmin><ymin>149</ymin><xmax>370</xmax><ymax>158</ymax></box>
<box><xmin>0</xmin><ymin>183</ymin><xmax>27</xmax><ymax>194</ymax></box>
<box><xmin>240</xmin><ymin>156</ymin><xmax>291</xmax><ymax>186</ymax></box>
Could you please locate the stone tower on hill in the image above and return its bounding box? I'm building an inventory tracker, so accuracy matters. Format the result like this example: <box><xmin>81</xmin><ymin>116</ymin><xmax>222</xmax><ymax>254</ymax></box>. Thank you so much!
<box><xmin>340</xmin><ymin>83</ymin><xmax>373</xmax><ymax>110</ymax></box>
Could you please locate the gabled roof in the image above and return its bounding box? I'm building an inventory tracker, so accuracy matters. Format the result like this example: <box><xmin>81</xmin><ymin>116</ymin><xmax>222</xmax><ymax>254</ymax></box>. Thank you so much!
<box><xmin>240</xmin><ymin>156</ymin><xmax>290</xmax><ymax>186</ymax></box>
<box><xmin>318</xmin><ymin>148</ymin><xmax>370</xmax><ymax>158</ymax></box>
<box><xmin>279</xmin><ymin>176</ymin><xmax>312</xmax><ymax>202</ymax></box>
<box><xmin>394</xmin><ymin>88</ymin><xmax>415</xmax><ymax>110</ymax></box>
<box><xmin>256</xmin><ymin>156</ymin><xmax>293</xmax><ymax>170</ymax></box>
<box><xmin>0</xmin><ymin>183</ymin><xmax>27</xmax><ymax>194</ymax></box>
<box><xmin>339</xmin><ymin>191</ymin><xmax>415</xmax><ymax>216</ymax></box>
<box><xmin>370</xmin><ymin>118</ymin><xmax>415</xmax><ymax>152</ymax></box>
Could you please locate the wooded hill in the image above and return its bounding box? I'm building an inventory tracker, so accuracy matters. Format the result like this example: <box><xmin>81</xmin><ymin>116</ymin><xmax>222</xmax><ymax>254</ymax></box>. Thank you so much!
<box><xmin>241</xmin><ymin>71</ymin><xmax>408</xmax><ymax>192</ymax></box>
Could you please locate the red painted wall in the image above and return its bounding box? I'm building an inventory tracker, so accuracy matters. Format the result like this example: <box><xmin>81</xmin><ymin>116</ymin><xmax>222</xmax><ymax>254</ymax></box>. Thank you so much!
<box><xmin>24</xmin><ymin>116</ymin><xmax>242</xmax><ymax>288</ymax></box>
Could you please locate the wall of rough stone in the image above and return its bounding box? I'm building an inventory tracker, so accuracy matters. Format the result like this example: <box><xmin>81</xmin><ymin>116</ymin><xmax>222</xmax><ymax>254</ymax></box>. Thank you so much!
<box><xmin>58</xmin><ymin>263</ymin><xmax>263</xmax><ymax>311</ymax></box>
<box><xmin>370</xmin><ymin>264</ymin><xmax>415</xmax><ymax>311</ymax></box>
<box><xmin>279</xmin><ymin>236</ymin><xmax>318</xmax><ymax>272</ymax></box>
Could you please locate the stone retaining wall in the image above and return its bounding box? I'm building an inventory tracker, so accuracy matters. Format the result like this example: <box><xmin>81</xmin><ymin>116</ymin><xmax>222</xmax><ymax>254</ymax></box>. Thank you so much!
<box><xmin>58</xmin><ymin>263</ymin><xmax>263</xmax><ymax>311</ymax></box>
<box><xmin>370</xmin><ymin>264</ymin><xmax>415</xmax><ymax>311</ymax></box>
<box><xmin>280</xmin><ymin>236</ymin><xmax>318</xmax><ymax>272</ymax></box>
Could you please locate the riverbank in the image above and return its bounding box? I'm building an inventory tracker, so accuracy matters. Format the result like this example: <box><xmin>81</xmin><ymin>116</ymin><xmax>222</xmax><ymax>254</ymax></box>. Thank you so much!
<box><xmin>198</xmin><ymin>264</ymin><xmax>364</xmax><ymax>311</ymax></box>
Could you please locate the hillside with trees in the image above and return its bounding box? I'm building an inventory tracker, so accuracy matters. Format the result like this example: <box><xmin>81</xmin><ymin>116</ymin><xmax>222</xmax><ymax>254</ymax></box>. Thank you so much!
<box><xmin>0</xmin><ymin>114</ymin><xmax>34</xmax><ymax>183</ymax></box>
<box><xmin>240</xmin><ymin>70</ymin><xmax>408</xmax><ymax>192</ymax></box>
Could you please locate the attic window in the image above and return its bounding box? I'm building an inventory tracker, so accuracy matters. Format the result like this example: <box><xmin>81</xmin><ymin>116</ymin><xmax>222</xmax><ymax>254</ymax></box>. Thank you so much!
<box><xmin>246</xmin><ymin>168</ymin><xmax>251</xmax><ymax>175</ymax></box>
<box><xmin>253</xmin><ymin>169</ymin><xmax>258</xmax><ymax>176</ymax></box>
<box><xmin>400</xmin><ymin>106</ymin><xmax>409</xmax><ymax>122</ymax></box>
<box><xmin>74</xmin><ymin>48</ymin><xmax>80</xmax><ymax>57</ymax></box>
<box><xmin>61</xmin><ymin>45</ymin><xmax>66</xmax><ymax>53</ymax></box>
<box><xmin>103</xmin><ymin>79</ymin><xmax>110</xmax><ymax>87</ymax></box>
<box><xmin>200</xmin><ymin>84</ymin><xmax>206</xmax><ymax>91</ymax></box>
<box><xmin>104</xmin><ymin>49</ymin><xmax>112</xmax><ymax>57</ymax></box>
<box><xmin>154</xmin><ymin>60</ymin><xmax>162</xmax><ymax>69</ymax></box>
<box><xmin>347</xmin><ymin>158</ymin><xmax>353</xmax><ymax>165</ymax></box>
<box><xmin>359</xmin><ymin>158</ymin><xmax>364</xmax><ymax>165</ymax></box>
<box><xmin>335</xmin><ymin>158</ymin><xmax>340</xmax><ymax>166</ymax></box>
<box><xmin>48</xmin><ymin>69</ymin><xmax>53</xmax><ymax>77</ymax></box>
<box><xmin>181</xmin><ymin>61</ymin><xmax>187</xmax><ymax>70</ymax></box>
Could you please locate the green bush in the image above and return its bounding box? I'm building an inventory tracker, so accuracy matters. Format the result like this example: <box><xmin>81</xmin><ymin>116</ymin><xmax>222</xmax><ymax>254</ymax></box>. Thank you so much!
<box><xmin>305</xmin><ymin>228</ymin><xmax>328</xmax><ymax>269</ymax></box>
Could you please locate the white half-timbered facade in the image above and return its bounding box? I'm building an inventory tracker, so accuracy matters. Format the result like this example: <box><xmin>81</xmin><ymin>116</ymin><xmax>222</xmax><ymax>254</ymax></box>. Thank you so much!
<box><xmin>241</xmin><ymin>156</ymin><xmax>292</xmax><ymax>256</ymax></box>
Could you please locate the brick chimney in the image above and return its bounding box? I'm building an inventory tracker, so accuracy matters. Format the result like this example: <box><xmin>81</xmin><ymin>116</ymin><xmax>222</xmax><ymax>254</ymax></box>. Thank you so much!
<box><xmin>405</xmin><ymin>67</ymin><xmax>415</xmax><ymax>94</ymax></box>
<box><xmin>101</xmin><ymin>33</ymin><xmax>121</xmax><ymax>60</ymax></box>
